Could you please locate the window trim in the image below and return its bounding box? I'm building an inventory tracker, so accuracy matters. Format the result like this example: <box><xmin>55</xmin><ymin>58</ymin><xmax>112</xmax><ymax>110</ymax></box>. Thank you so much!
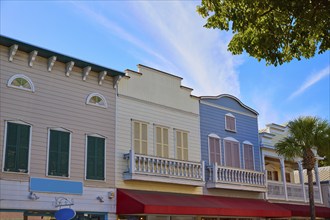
<box><xmin>225</xmin><ymin>113</ymin><xmax>236</xmax><ymax>132</ymax></box>
<box><xmin>46</xmin><ymin>127</ymin><xmax>72</xmax><ymax>178</ymax></box>
<box><xmin>86</xmin><ymin>92</ymin><xmax>108</xmax><ymax>109</ymax></box>
<box><xmin>242</xmin><ymin>141</ymin><xmax>255</xmax><ymax>170</ymax></box>
<box><xmin>2</xmin><ymin>120</ymin><xmax>32</xmax><ymax>174</ymax></box>
<box><xmin>208</xmin><ymin>133</ymin><xmax>221</xmax><ymax>165</ymax></box>
<box><xmin>223</xmin><ymin>137</ymin><xmax>241</xmax><ymax>168</ymax></box>
<box><xmin>154</xmin><ymin>125</ymin><xmax>169</xmax><ymax>158</ymax></box>
<box><xmin>85</xmin><ymin>133</ymin><xmax>106</xmax><ymax>182</ymax></box>
<box><xmin>7</xmin><ymin>74</ymin><xmax>35</xmax><ymax>92</ymax></box>
<box><xmin>174</xmin><ymin>129</ymin><xmax>189</xmax><ymax>161</ymax></box>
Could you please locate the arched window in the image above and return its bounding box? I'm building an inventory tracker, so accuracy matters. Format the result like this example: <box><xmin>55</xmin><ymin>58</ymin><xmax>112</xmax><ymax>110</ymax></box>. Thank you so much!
<box><xmin>7</xmin><ymin>74</ymin><xmax>35</xmax><ymax>92</ymax></box>
<box><xmin>86</xmin><ymin>93</ymin><xmax>108</xmax><ymax>108</ymax></box>
<box><xmin>208</xmin><ymin>134</ymin><xmax>221</xmax><ymax>165</ymax></box>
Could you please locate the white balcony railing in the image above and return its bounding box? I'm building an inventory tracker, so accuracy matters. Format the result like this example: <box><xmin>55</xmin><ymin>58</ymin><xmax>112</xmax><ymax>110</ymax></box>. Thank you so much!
<box><xmin>267</xmin><ymin>181</ymin><xmax>322</xmax><ymax>203</ymax></box>
<box><xmin>123</xmin><ymin>150</ymin><xmax>205</xmax><ymax>186</ymax></box>
<box><xmin>207</xmin><ymin>163</ymin><xmax>266</xmax><ymax>192</ymax></box>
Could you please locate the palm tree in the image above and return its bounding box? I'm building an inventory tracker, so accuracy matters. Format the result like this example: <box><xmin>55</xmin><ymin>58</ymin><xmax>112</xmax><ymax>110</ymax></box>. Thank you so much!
<box><xmin>275</xmin><ymin>116</ymin><xmax>329</xmax><ymax>220</ymax></box>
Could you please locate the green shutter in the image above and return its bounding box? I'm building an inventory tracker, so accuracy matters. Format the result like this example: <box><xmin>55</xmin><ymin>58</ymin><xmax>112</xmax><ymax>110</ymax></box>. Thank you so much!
<box><xmin>87</xmin><ymin>136</ymin><xmax>105</xmax><ymax>180</ymax></box>
<box><xmin>48</xmin><ymin>130</ymin><xmax>69</xmax><ymax>177</ymax></box>
<box><xmin>5</xmin><ymin>122</ymin><xmax>30</xmax><ymax>172</ymax></box>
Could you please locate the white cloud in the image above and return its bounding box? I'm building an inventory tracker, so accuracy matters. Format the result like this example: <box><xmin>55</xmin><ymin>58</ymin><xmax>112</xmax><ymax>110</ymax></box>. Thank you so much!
<box><xmin>70</xmin><ymin>1</ymin><xmax>241</xmax><ymax>97</ymax></box>
<box><xmin>134</xmin><ymin>1</ymin><xmax>241</xmax><ymax>97</ymax></box>
<box><xmin>287</xmin><ymin>65</ymin><xmax>330</xmax><ymax>101</ymax></box>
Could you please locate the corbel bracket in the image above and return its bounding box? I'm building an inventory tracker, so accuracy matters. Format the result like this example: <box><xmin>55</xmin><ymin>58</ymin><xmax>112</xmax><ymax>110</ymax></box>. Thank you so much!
<box><xmin>9</xmin><ymin>44</ymin><xmax>18</xmax><ymax>62</ymax></box>
<box><xmin>82</xmin><ymin>66</ymin><xmax>91</xmax><ymax>81</ymax></box>
<box><xmin>29</xmin><ymin>50</ymin><xmax>38</xmax><ymax>67</ymax></box>
<box><xmin>98</xmin><ymin>71</ymin><xmax>107</xmax><ymax>85</ymax></box>
<box><xmin>47</xmin><ymin>56</ymin><xmax>57</xmax><ymax>72</ymax></box>
<box><xmin>66</xmin><ymin>61</ymin><xmax>75</xmax><ymax>77</ymax></box>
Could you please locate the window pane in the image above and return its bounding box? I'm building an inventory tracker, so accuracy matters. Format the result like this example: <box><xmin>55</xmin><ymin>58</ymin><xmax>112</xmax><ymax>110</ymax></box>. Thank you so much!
<box><xmin>142</xmin><ymin>124</ymin><xmax>147</xmax><ymax>141</ymax></box>
<box><xmin>5</xmin><ymin>122</ymin><xmax>30</xmax><ymax>172</ymax></box>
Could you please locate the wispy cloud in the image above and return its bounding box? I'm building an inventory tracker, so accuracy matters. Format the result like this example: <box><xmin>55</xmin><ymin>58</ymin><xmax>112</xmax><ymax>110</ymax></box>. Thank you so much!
<box><xmin>69</xmin><ymin>1</ymin><xmax>173</xmax><ymax>69</ymax></box>
<box><xmin>134</xmin><ymin>1</ymin><xmax>241</xmax><ymax>97</ymax></box>
<box><xmin>70</xmin><ymin>1</ymin><xmax>241</xmax><ymax>97</ymax></box>
<box><xmin>287</xmin><ymin>65</ymin><xmax>330</xmax><ymax>101</ymax></box>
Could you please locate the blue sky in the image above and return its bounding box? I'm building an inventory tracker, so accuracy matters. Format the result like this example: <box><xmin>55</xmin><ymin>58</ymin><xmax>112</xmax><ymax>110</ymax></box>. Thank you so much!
<box><xmin>1</xmin><ymin>1</ymin><xmax>329</xmax><ymax>128</ymax></box>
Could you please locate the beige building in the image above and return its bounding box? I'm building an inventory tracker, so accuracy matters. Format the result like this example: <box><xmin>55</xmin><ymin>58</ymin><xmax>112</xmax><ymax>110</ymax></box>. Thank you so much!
<box><xmin>0</xmin><ymin>36</ymin><xmax>124</xmax><ymax>220</ymax></box>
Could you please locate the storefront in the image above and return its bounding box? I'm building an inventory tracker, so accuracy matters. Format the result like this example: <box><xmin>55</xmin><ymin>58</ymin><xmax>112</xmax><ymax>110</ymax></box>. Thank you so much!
<box><xmin>116</xmin><ymin>189</ymin><xmax>291</xmax><ymax>220</ymax></box>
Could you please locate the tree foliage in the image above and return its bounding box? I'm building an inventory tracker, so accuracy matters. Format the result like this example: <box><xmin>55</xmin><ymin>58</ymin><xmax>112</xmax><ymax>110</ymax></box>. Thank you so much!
<box><xmin>275</xmin><ymin>116</ymin><xmax>330</xmax><ymax>220</ymax></box>
<box><xmin>197</xmin><ymin>0</ymin><xmax>330</xmax><ymax>66</ymax></box>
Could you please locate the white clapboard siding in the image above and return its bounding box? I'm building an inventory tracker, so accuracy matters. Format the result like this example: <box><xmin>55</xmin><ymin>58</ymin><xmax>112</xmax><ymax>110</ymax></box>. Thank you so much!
<box><xmin>116</xmin><ymin>67</ymin><xmax>202</xmax><ymax>194</ymax></box>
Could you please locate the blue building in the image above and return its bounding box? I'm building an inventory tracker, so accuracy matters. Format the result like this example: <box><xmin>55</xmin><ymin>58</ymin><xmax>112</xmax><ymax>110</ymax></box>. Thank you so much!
<box><xmin>200</xmin><ymin>94</ymin><xmax>266</xmax><ymax>197</ymax></box>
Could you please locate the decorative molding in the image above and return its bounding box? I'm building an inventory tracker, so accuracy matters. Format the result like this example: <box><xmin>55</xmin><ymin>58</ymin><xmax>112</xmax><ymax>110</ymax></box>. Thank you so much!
<box><xmin>54</xmin><ymin>197</ymin><xmax>74</xmax><ymax>208</ymax></box>
<box><xmin>9</xmin><ymin>44</ymin><xmax>18</xmax><ymax>62</ymax></box>
<box><xmin>28</xmin><ymin>50</ymin><xmax>38</xmax><ymax>67</ymax></box>
<box><xmin>47</xmin><ymin>56</ymin><xmax>57</xmax><ymax>72</ymax></box>
<box><xmin>98</xmin><ymin>71</ymin><xmax>107</xmax><ymax>85</ymax></box>
<box><xmin>65</xmin><ymin>61</ymin><xmax>75</xmax><ymax>76</ymax></box>
<box><xmin>200</xmin><ymin>100</ymin><xmax>257</xmax><ymax>118</ymax></box>
<box><xmin>82</xmin><ymin>66</ymin><xmax>91</xmax><ymax>81</ymax></box>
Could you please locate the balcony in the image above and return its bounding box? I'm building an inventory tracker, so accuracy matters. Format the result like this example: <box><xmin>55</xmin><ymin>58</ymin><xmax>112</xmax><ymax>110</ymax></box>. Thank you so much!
<box><xmin>123</xmin><ymin>150</ymin><xmax>205</xmax><ymax>186</ymax></box>
<box><xmin>267</xmin><ymin>181</ymin><xmax>322</xmax><ymax>203</ymax></box>
<box><xmin>206</xmin><ymin>163</ymin><xmax>266</xmax><ymax>192</ymax></box>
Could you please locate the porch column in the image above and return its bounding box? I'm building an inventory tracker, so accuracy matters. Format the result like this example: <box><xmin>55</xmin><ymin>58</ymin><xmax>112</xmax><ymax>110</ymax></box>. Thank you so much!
<box><xmin>314</xmin><ymin>161</ymin><xmax>323</xmax><ymax>204</ymax></box>
<box><xmin>263</xmin><ymin>154</ymin><xmax>268</xmax><ymax>200</ymax></box>
<box><xmin>129</xmin><ymin>149</ymin><xmax>135</xmax><ymax>173</ymax></box>
<box><xmin>280</xmin><ymin>158</ymin><xmax>288</xmax><ymax>200</ymax></box>
<box><xmin>298</xmin><ymin>160</ymin><xmax>307</xmax><ymax>202</ymax></box>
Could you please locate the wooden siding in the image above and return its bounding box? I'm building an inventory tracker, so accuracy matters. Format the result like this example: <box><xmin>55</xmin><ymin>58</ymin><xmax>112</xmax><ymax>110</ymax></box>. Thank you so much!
<box><xmin>120</xmin><ymin>66</ymin><xmax>199</xmax><ymax>114</ymax></box>
<box><xmin>0</xmin><ymin>45</ymin><xmax>116</xmax><ymax>188</ymax></box>
<box><xmin>200</xmin><ymin>98</ymin><xmax>261</xmax><ymax>171</ymax></box>
<box><xmin>204</xmin><ymin>96</ymin><xmax>257</xmax><ymax>116</ymax></box>
<box><xmin>116</xmin><ymin>69</ymin><xmax>202</xmax><ymax>194</ymax></box>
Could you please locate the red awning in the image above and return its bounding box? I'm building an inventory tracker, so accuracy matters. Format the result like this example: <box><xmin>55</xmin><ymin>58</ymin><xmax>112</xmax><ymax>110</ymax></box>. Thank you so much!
<box><xmin>275</xmin><ymin>203</ymin><xmax>330</xmax><ymax>218</ymax></box>
<box><xmin>117</xmin><ymin>189</ymin><xmax>291</xmax><ymax>217</ymax></box>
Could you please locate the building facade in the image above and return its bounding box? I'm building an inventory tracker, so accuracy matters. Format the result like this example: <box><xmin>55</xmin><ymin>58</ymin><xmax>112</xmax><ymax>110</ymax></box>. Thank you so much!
<box><xmin>0</xmin><ymin>36</ymin><xmax>124</xmax><ymax>220</ymax></box>
<box><xmin>259</xmin><ymin>123</ymin><xmax>330</xmax><ymax>218</ymax></box>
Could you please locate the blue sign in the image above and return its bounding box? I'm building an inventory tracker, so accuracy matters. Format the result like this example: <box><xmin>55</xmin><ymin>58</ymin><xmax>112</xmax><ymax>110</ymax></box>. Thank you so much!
<box><xmin>55</xmin><ymin>208</ymin><xmax>76</xmax><ymax>220</ymax></box>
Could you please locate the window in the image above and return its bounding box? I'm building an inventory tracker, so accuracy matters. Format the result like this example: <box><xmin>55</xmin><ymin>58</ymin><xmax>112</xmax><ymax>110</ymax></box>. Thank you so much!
<box><xmin>176</xmin><ymin>130</ymin><xmax>188</xmax><ymax>160</ymax></box>
<box><xmin>48</xmin><ymin>129</ymin><xmax>70</xmax><ymax>177</ymax></box>
<box><xmin>243</xmin><ymin>143</ymin><xmax>254</xmax><ymax>170</ymax></box>
<box><xmin>86</xmin><ymin>135</ymin><xmax>105</xmax><ymax>180</ymax></box>
<box><xmin>7</xmin><ymin>74</ymin><xmax>35</xmax><ymax>92</ymax></box>
<box><xmin>267</xmin><ymin>170</ymin><xmax>279</xmax><ymax>181</ymax></box>
<box><xmin>209</xmin><ymin>134</ymin><xmax>221</xmax><ymax>165</ymax></box>
<box><xmin>285</xmin><ymin>172</ymin><xmax>291</xmax><ymax>183</ymax></box>
<box><xmin>86</xmin><ymin>93</ymin><xmax>108</xmax><ymax>108</ymax></box>
<box><xmin>155</xmin><ymin>126</ymin><xmax>169</xmax><ymax>158</ymax></box>
<box><xmin>4</xmin><ymin>122</ymin><xmax>31</xmax><ymax>173</ymax></box>
<box><xmin>225</xmin><ymin>113</ymin><xmax>236</xmax><ymax>132</ymax></box>
<box><xmin>133</xmin><ymin>121</ymin><xmax>148</xmax><ymax>154</ymax></box>
<box><xmin>224</xmin><ymin>139</ymin><xmax>240</xmax><ymax>168</ymax></box>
